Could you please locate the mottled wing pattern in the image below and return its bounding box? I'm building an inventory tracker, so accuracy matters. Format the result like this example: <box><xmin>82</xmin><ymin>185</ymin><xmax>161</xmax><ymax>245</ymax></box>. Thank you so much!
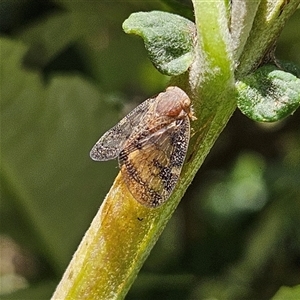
<box><xmin>90</xmin><ymin>97</ymin><xmax>156</xmax><ymax>161</ymax></box>
<box><xmin>118</xmin><ymin>117</ymin><xmax>190</xmax><ymax>207</ymax></box>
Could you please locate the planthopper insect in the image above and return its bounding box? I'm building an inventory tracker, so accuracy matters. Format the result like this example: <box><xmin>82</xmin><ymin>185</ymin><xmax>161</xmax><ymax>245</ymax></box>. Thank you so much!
<box><xmin>90</xmin><ymin>86</ymin><xmax>196</xmax><ymax>207</ymax></box>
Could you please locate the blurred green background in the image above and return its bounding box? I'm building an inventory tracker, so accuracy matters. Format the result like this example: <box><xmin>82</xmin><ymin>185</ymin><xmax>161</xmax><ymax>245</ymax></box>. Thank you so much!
<box><xmin>1</xmin><ymin>1</ymin><xmax>300</xmax><ymax>299</ymax></box>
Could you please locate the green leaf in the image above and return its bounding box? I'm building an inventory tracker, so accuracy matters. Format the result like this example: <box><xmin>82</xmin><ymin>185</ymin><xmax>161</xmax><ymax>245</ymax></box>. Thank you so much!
<box><xmin>122</xmin><ymin>11</ymin><xmax>196</xmax><ymax>76</ymax></box>
<box><xmin>277</xmin><ymin>60</ymin><xmax>300</xmax><ymax>78</ymax></box>
<box><xmin>0</xmin><ymin>37</ymin><xmax>120</xmax><ymax>274</ymax></box>
<box><xmin>236</xmin><ymin>65</ymin><xmax>300</xmax><ymax>122</ymax></box>
<box><xmin>272</xmin><ymin>285</ymin><xmax>300</xmax><ymax>300</ymax></box>
<box><xmin>18</xmin><ymin>9</ymin><xmax>106</xmax><ymax>68</ymax></box>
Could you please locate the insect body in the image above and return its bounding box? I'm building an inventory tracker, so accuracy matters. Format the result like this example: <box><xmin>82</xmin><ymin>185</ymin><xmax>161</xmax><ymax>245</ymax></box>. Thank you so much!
<box><xmin>90</xmin><ymin>86</ymin><xmax>195</xmax><ymax>207</ymax></box>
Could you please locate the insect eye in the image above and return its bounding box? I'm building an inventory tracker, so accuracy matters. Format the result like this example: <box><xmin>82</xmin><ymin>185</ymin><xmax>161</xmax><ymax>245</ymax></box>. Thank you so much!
<box><xmin>182</xmin><ymin>97</ymin><xmax>191</xmax><ymax>108</ymax></box>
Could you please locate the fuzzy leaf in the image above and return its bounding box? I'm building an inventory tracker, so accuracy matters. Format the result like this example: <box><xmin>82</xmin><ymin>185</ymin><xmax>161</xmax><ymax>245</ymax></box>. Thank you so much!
<box><xmin>236</xmin><ymin>65</ymin><xmax>300</xmax><ymax>122</ymax></box>
<box><xmin>122</xmin><ymin>11</ymin><xmax>196</xmax><ymax>76</ymax></box>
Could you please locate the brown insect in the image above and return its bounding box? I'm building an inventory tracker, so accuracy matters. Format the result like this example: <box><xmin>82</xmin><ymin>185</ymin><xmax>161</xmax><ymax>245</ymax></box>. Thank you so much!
<box><xmin>90</xmin><ymin>86</ymin><xmax>196</xmax><ymax>207</ymax></box>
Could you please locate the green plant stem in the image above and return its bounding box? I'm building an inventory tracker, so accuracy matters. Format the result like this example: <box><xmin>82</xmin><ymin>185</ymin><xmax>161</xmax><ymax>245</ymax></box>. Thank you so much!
<box><xmin>236</xmin><ymin>0</ymin><xmax>300</xmax><ymax>78</ymax></box>
<box><xmin>52</xmin><ymin>1</ymin><xmax>299</xmax><ymax>299</ymax></box>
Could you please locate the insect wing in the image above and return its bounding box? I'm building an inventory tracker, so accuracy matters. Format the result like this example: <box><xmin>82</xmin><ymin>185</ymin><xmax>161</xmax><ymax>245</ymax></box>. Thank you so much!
<box><xmin>90</xmin><ymin>97</ymin><xmax>156</xmax><ymax>161</ymax></box>
<box><xmin>119</xmin><ymin>117</ymin><xmax>190</xmax><ymax>207</ymax></box>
